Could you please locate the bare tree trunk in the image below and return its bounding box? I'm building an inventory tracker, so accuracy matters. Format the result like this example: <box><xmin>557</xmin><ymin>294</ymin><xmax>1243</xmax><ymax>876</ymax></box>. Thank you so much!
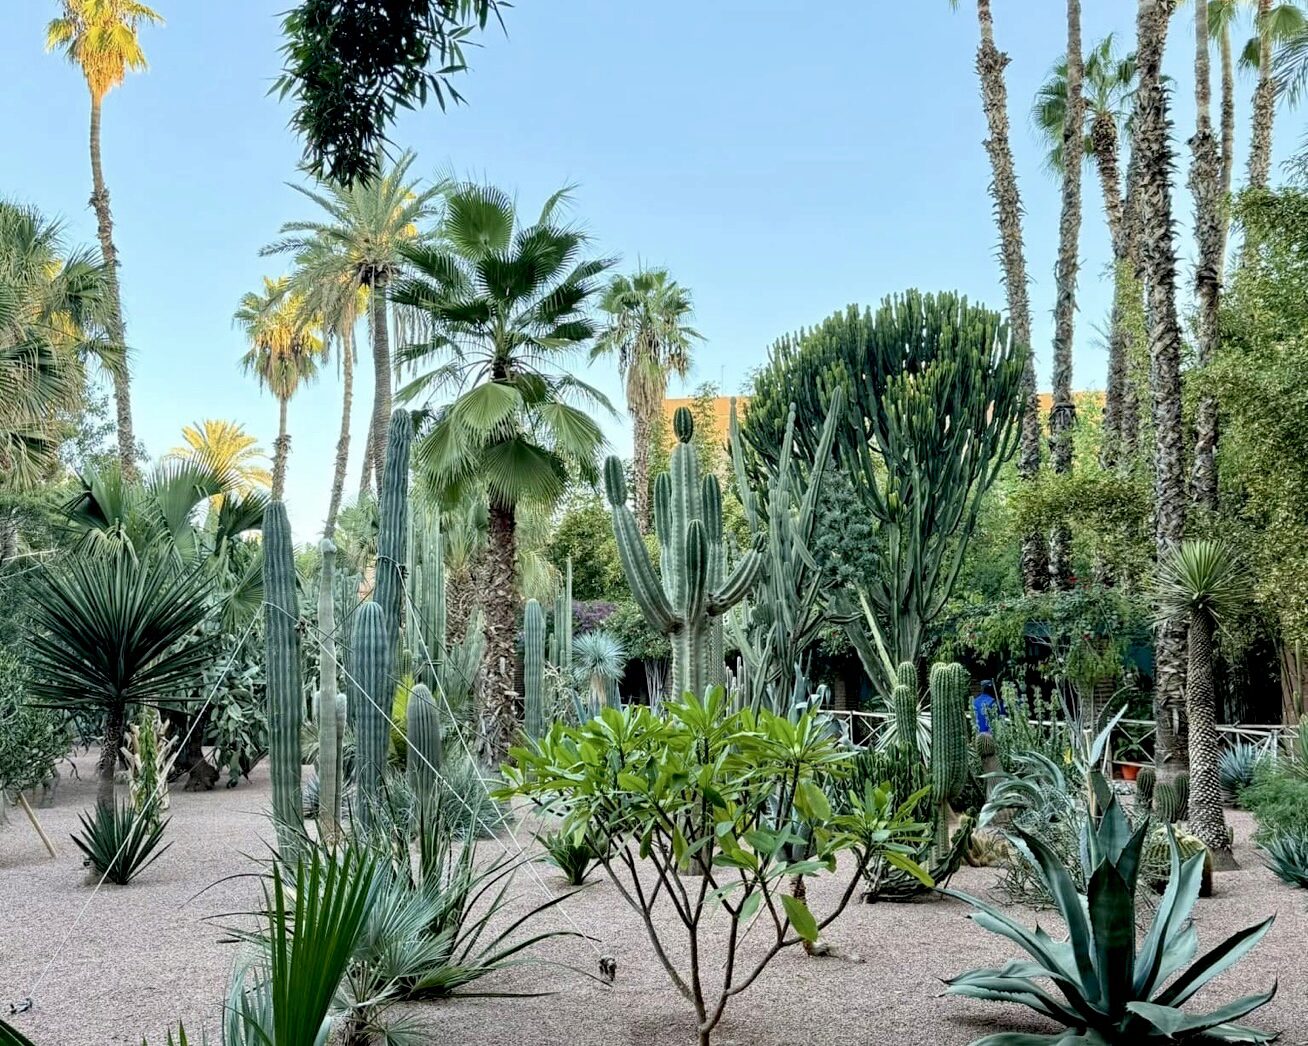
<box><xmin>478</xmin><ymin>502</ymin><xmax>518</xmax><ymax>762</ymax></box>
<box><xmin>632</xmin><ymin>409</ymin><xmax>654</xmax><ymax>533</ymax></box>
<box><xmin>1048</xmin><ymin>0</ymin><xmax>1085</xmax><ymax>592</ymax></box>
<box><xmin>1280</xmin><ymin>640</ymin><xmax>1305</xmax><ymax>724</ymax></box>
<box><xmin>365</xmin><ymin>273</ymin><xmax>392</xmax><ymax>494</ymax></box>
<box><xmin>96</xmin><ymin>702</ymin><xmax>126</xmax><ymax>810</ymax></box>
<box><xmin>1247</xmin><ymin>0</ymin><xmax>1275</xmax><ymax>190</ymax></box>
<box><xmin>272</xmin><ymin>396</ymin><xmax>290</xmax><ymax>501</ymax></box>
<box><xmin>972</xmin><ymin>0</ymin><xmax>1047</xmax><ymax>593</ymax></box>
<box><xmin>1190</xmin><ymin>0</ymin><xmax>1223</xmax><ymax>513</ymax></box>
<box><xmin>1134</xmin><ymin>0</ymin><xmax>1189</xmax><ymax>777</ymax></box>
<box><xmin>325</xmin><ymin>335</ymin><xmax>354</xmax><ymax>536</ymax></box>
<box><xmin>1186</xmin><ymin>609</ymin><xmax>1236</xmax><ymax>868</ymax></box>
<box><xmin>88</xmin><ymin>94</ymin><xmax>137</xmax><ymax>482</ymax></box>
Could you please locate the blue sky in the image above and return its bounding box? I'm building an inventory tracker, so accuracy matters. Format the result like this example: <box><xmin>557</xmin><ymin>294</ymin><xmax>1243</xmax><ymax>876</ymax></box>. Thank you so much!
<box><xmin>1</xmin><ymin>2</ymin><xmax>1294</xmax><ymax>539</ymax></box>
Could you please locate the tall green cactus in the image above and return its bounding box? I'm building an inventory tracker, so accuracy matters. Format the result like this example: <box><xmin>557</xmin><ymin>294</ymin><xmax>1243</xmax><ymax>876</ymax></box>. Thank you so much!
<box><xmin>406</xmin><ymin>682</ymin><xmax>442</xmax><ymax>799</ymax></box>
<box><xmin>349</xmin><ymin>600</ymin><xmax>390</xmax><ymax>831</ymax></box>
<box><xmin>930</xmin><ymin>661</ymin><xmax>970</xmax><ymax>859</ymax></box>
<box><xmin>408</xmin><ymin>505</ymin><xmax>447</xmax><ymax>689</ymax></box>
<box><xmin>523</xmin><ymin>598</ymin><xmax>546</xmax><ymax>739</ymax></box>
<box><xmin>374</xmin><ymin>408</ymin><xmax>413</xmax><ymax>651</ymax></box>
<box><xmin>548</xmin><ymin>558</ymin><xmax>573</xmax><ymax>671</ymax></box>
<box><xmin>896</xmin><ymin>661</ymin><xmax>918</xmax><ymax>694</ymax></box>
<box><xmin>316</xmin><ymin>538</ymin><xmax>343</xmax><ymax>843</ymax></box>
<box><xmin>892</xmin><ymin>683</ymin><xmax>919</xmax><ymax>755</ymax></box>
<box><xmin>606</xmin><ymin>409</ymin><xmax>763</xmax><ymax>700</ymax></box>
<box><xmin>263</xmin><ymin>501</ymin><xmax>303</xmax><ymax>854</ymax></box>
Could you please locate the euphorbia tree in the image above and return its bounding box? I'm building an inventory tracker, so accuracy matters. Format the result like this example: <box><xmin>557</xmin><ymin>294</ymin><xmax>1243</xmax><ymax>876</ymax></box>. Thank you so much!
<box><xmin>502</xmin><ymin>691</ymin><xmax>930</xmax><ymax>1046</ymax></box>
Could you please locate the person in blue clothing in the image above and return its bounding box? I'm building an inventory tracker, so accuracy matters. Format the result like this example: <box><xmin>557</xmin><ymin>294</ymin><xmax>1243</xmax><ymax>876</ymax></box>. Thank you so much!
<box><xmin>972</xmin><ymin>679</ymin><xmax>1005</xmax><ymax>733</ymax></box>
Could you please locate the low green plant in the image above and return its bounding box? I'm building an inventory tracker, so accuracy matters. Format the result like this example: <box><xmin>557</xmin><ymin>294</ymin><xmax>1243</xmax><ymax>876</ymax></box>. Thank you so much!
<box><xmin>0</xmin><ymin>653</ymin><xmax>69</xmax><ymax>805</ymax></box>
<box><xmin>1261</xmin><ymin>830</ymin><xmax>1308</xmax><ymax>888</ymax></box>
<box><xmin>946</xmin><ymin>795</ymin><xmax>1278</xmax><ymax>1043</ymax></box>
<box><xmin>1218</xmin><ymin>741</ymin><xmax>1266</xmax><ymax>806</ymax></box>
<box><xmin>540</xmin><ymin>828</ymin><xmax>601</xmax><ymax>885</ymax></box>
<box><xmin>1241</xmin><ymin>761</ymin><xmax>1308</xmax><ymax>842</ymax></box>
<box><xmin>70</xmin><ymin>797</ymin><xmax>171</xmax><ymax>885</ymax></box>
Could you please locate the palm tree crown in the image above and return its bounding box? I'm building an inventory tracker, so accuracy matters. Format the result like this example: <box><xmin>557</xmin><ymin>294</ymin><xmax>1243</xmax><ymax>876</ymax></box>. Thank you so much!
<box><xmin>235</xmin><ymin>277</ymin><xmax>323</xmax><ymax>402</ymax></box>
<box><xmin>169</xmin><ymin>419</ymin><xmax>272</xmax><ymax>512</ymax></box>
<box><xmin>1032</xmin><ymin>35</ymin><xmax>1136</xmax><ymax>174</ymax></box>
<box><xmin>45</xmin><ymin>0</ymin><xmax>163</xmax><ymax>102</ymax></box>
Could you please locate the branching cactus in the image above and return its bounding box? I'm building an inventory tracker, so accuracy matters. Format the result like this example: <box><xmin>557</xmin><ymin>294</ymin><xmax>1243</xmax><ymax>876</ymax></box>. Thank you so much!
<box><xmin>316</xmin><ymin>538</ymin><xmax>343</xmax><ymax>843</ymax></box>
<box><xmin>605</xmin><ymin>408</ymin><xmax>763</xmax><ymax>700</ymax></box>
<box><xmin>930</xmin><ymin>661</ymin><xmax>970</xmax><ymax>859</ymax></box>
<box><xmin>349</xmin><ymin>600</ymin><xmax>390</xmax><ymax>831</ymax></box>
<box><xmin>406</xmin><ymin>682</ymin><xmax>442</xmax><ymax>799</ymax></box>
<box><xmin>263</xmin><ymin>501</ymin><xmax>304</xmax><ymax>855</ymax></box>
<box><xmin>523</xmin><ymin>598</ymin><xmax>546</xmax><ymax>739</ymax></box>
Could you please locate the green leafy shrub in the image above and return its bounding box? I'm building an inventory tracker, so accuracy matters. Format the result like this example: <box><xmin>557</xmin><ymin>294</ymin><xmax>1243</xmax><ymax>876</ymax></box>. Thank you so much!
<box><xmin>1241</xmin><ymin>762</ymin><xmax>1308</xmax><ymax>842</ymax></box>
<box><xmin>70</xmin><ymin>797</ymin><xmax>171</xmax><ymax>885</ymax></box>
<box><xmin>1261</xmin><ymin>830</ymin><xmax>1308</xmax><ymax>889</ymax></box>
<box><xmin>0</xmin><ymin>653</ymin><xmax>69</xmax><ymax>802</ymax></box>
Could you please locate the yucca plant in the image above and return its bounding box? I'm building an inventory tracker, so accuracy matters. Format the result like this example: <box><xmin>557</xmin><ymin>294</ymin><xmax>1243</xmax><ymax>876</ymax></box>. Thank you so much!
<box><xmin>1261</xmin><ymin>830</ymin><xmax>1308</xmax><ymax>889</ymax></box>
<box><xmin>540</xmin><ymin>828</ymin><xmax>601</xmax><ymax>885</ymax></box>
<box><xmin>70</xmin><ymin>796</ymin><xmax>171</xmax><ymax>885</ymax></box>
<box><xmin>946</xmin><ymin>794</ymin><xmax>1277</xmax><ymax>1043</ymax></box>
<box><xmin>571</xmin><ymin>629</ymin><xmax>626</xmax><ymax>718</ymax></box>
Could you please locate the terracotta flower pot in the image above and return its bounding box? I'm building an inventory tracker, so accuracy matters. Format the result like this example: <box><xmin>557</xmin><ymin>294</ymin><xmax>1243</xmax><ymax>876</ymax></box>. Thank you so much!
<box><xmin>1119</xmin><ymin>763</ymin><xmax>1139</xmax><ymax>782</ymax></box>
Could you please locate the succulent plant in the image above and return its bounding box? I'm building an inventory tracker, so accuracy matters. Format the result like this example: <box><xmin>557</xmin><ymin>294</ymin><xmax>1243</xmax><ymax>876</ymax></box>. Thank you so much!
<box><xmin>1261</xmin><ymin>830</ymin><xmax>1308</xmax><ymax>889</ymax></box>
<box><xmin>405</xmin><ymin>682</ymin><xmax>442</xmax><ymax>799</ymax></box>
<box><xmin>892</xmin><ymin>682</ymin><xmax>920</xmax><ymax>755</ymax></box>
<box><xmin>1154</xmin><ymin>781</ymin><xmax>1182</xmax><ymax>825</ymax></box>
<box><xmin>1175</xmin><ymin>771</ymin><xmax>1191</xmax><ymax>821</ymax></box>
<box><xmin>262</xmin><ymin>501</ymin><xmax>303</xmax><ymax>855</ymax></box>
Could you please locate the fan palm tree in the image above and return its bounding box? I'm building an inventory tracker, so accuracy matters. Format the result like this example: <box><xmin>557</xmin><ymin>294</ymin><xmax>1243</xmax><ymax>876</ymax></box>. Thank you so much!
<box><xmin>235</xmin><ymin>277</ymin><xmax>325</xmax><ymax>500</ymax></box>
<box><xmin>262</xmin><ymin>152</ymin><xmax>443</xmax><ymax>493</ymax></box>
<box><xmin>1155</xmin><ymin>540</ymin><xmax>1248</xmax><ymax>868</ymax></box>
<box><xmin>25</xmin><ymin>549</ymin><xmax>216</xmax><ymax>808</ymax></box>
<box><xmin>45</xmin><ymin>0</ymin><xmax>163</xmax><ymax>481</ymax></box>
<box><xmin>949</xmin><ymin>0</ymin><xmax>1047</xmax><ymax>594</ymax></box>
<box><xmin>392</xmin><ymin>182</ymin><xmax>615</xmax><ymax>758</ymax></box>
<box><xmin>592</xmin><ymin>268</ymin><xmax>700</xmax><ymax>533</ymax></box>
<box><xmin>168</xmin><ymin>419</ymin><xmax>272</xmax><ymax>514</ymax></box>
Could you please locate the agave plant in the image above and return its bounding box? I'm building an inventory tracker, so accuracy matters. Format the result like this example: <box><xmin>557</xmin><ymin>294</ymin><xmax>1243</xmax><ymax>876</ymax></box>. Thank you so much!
<box><xmin>70</xmin><ymin>796</ymin><xmax>171</xmax><ymax>885</ymax></box>
<box><xmin>945</xmin><ymin>795</ymin><xmax>1278</xmax><ymax>1043</ymax></box>
<box><xmin>540</xmin><ymin>828</ymin><xmax>601</xmax><ymax>885</ymax></box>
<box><xmin>1261</xmin><ymin>830</ymin><xmax>1308</xmax><ymax>889</ymax></box>
<box><xmin>1218</xmin><ymin>741</ymin><xmax>1267</xmax><ymax>806</ymax></box>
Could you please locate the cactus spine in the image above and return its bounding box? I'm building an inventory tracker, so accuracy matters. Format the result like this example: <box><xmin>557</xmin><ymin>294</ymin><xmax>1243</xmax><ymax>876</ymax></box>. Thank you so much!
<box><xmin>263</xmin><ymin>501</ymin><xmax>304</xmax><ymax>854</ymax></box>
<box><xmin>350</xmin><ymin>601</ymin><xmax>390</xmax><ymax>831</ymax></box>
<box><xmin>605</xmin><ymin>409</ymin><xmax>763</xmax><ymax>700</ymax></box>
<box><xmin>930</xmin><ymin>661</ymin><xmax>970</xmax><ymax>859</ymax></box>
<box><xmin>523</xmin><ymin>598</ymin><xmax>546</xmax><ymax>739</ymax></box>
<box><xmin>406</xmin><ymin>682</ymin><xmax>443</xmax><ymax>799</ymax></box>
<box><xmin>316</xmin><ymin>538</ymin><xmax>342</xmax><ymax>843</ymax></box>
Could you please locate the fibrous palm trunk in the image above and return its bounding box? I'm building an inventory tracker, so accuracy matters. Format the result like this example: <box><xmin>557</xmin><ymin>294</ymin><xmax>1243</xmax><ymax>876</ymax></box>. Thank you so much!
<box><xmin>1134</xmin><ymin>0</ymin><xmax>1189</xmax><ymax>777</ymax></box>
<box><xmin>1049</xmin><ymin>0</ymin><xmax>1085</xmax><ymax>591</ymax></box>
<box><xmin>478</xmin><ymin>501</ymin><xmax>518</xmax><ymax>761</ymax></box>
<box><xmin>325</xmin><ymin>335</ymin><xmax>354</xmax><ymax>536</ymax></box>
<box><xmin>272</xmin><ymin>395</ymin><xmax>290</xmax><ymax>501</ymax></box>
<box><xmin>972</xmin><ymin>0</ymin><xmax>1047</xmax><ymax>593</ymax></box>
<box><xmin>1190</xmin><ymin>0</ymin><xmax>1223</xmax><ymax>513</ymax></box>
<box><xmin>632</xmin><ymin>407</ymin><xmax>654</xmax><ymax>533</ymax></box>
<box><xmin>96</xmin><ymin>701</ymin><xmax>126</xmax><ymax>810</ymax></box>
<box><xmin>1186</xmin><ymin>608</ymin><xmax>1236</xmax><ymax>868</ymax></box>
<box><xmin>360</xmin><ymin>272</ymin><xmax>391</xmax><ymax>495</ymax></box>
<box><xmin>1247</xmin><ymin>0</ymin><xmax>1275</xmax><ymax>190</ymax></box>
<box><xmin>88</xmin><ymin>94</ymin><xmax>137</xmax><ymax>482</ymax></box>
<box><xmin>1096</xmin><ymin>113</ymin><xmax>1128</xmax><ymax>470</ymax></box>
<box><xmin>1218</xmin><ymin>19</ymin><xmax>1235</xmax><ymax>261</ymax></box>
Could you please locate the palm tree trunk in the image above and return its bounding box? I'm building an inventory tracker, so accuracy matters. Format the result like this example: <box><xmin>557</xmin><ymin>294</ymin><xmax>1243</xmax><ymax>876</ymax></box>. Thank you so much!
<box><xmin>272</xmin><ymin>395</ymin><xmax>290</xmax><ymax>501</ymax></box>
<box><xmin>325</xmin><ymin>335</ymin><xmax>354</xmax><ymax>536</ymax></box>
<box><xmin>1048</xmin><ymin>0</ymin><xmax>1085</xmax><ymax>592</ymax></box>
<box><xmin>972</xmin><ymin>0</ymin><xmax>1047</xmax><ymax>594</ymax></box>
<box><xmin>1218</xmin><ymin>21</ymin><xmax>1236</xmax><ymax>262</ymax></box>
<box><xmin>478</xmin><ymin>501</ymin><xmax>518</xmax><ymax>761</ymax></box>
<box><xmin>1191</xmin><ymin>0</ymin><xmax>1223</xmax><ymax>513</ymax></box>
<box><xmin>96</xmin><ymin>701</ymin><xmax>126</xmax><ymax>810</ymax></box>
<box><xmin>1187</xmin><ymin>609</ymin><xmax>1236</xmax><ymax>868</ymax></box>
<box><xmin>1108</xmin><ymin>150</ymin><xmax>1146</xmax><ymax>471</ymax></box>
<box><xmin>1134</xmin><ymin>0</ymin><xmax>1189</xmax><ymax>778</ymax></box>
<box><xmin>1248</xmin><ymin>0</ymin><xmax>1275</xmax><ymax>190</ymax></box>
<box><xmin>632</xmin><ymin>409</ymin><xmax>654</xmax><ymax>532</ymax></box>
<box><xmin>88</xmin><ymin>93</ymin><xmax>137</xmax><ymax>482</ymax></box>
<box><xmin>364</xmin><ymin>272</ymin><xmax>392</xmax><ymax>494</ymax></box>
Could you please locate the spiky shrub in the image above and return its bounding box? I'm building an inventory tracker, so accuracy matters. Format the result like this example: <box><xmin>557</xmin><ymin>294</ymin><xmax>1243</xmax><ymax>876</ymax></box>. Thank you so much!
<box><xmin>1136</xmin><ymin>765</ymin><xmax>1157</xmax><ymax>814</ymax></box>
<box><xmin>572</xmin><ymin>629</ymin><xmax>626</xmax><ymax>716</ymax></box>
<box><xmin>522</xmin><ymin>598</ymin><xmax>546</xmax><ymax>739</ymax></box>
<box><xmin>930</xmin><ymin>661</ymin><xmax>970</xmax><ymax>859</ymax></box>
<box><xmin>121</xmin><ymin>707</ymin><xmax>175</xmax><ymax>824</ymax></box>
<box><xmin>350</xmin><ymin>601</ymin><xmax>391</xmax><ymax>831</ymax></box>
<box><xmin>946</xmin><ymin>795</ymin><xmax>1278</xmax><ymax>1043</ymax></box>
<box><xmin>1218</xmin><ymin>742</ymin><xmax>1264</xmax><ymax>806</ymax></box>
<box><xmin>540</xmin><ymin>829</ymin><xmax>600</xmax><ymax>885</ymax></box>
<box><xmin>71</xmin><ymin>797</ymin><xmax>171</xmax><ymax>885</ymax></box>
<box><xmin>604</xmin><ymin>409</ymin><xmax>763</xmax><ymax>700</ymax></box>
<box><xmin>263</xmin><ymin>502</ymin><xmax>304</xmax><ymax>854</ymax></box>
<box><xmin>405</xmin><ymin>682</ymin><xmax>443</xmax><ymax>799</ymax></box>
<box><xmin>1261</xmin><ymin>830</ymin><xmax>1308</xmax><ymax>888</ymax></box>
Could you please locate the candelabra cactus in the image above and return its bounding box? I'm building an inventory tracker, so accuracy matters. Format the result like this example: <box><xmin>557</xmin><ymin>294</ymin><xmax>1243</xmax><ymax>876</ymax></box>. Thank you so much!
<box><xmin>263</xmin><ymin>501</ymin><xmax>304</xmax><ymax>855</ymax></box>
<box><xmin>316</xmin><ymin>538</ymin><xmax>343</xmax><ymax>843</ymax></box>
<box><xmin>349</xmin><ymin>600</ymin><xmax>390</xmax><ymax>831</ymax></box>
<box><xmin>605</xmin><ymin>408</ymin><xmax>763</xmax><ymax>700</ymax></box>
<box><xmin>930</xmin><ymin>661</ymin><xmax>970</xmax><ymax>859</ymax></box>
<box><xmin>406</xmin><ymin>682</ymin><xmax>443</xmax><ymax>799</ymax></box>
<box><xmin>523</xmin><ymin>598</ymin><xmax>546</xmax><ymax>739</ymax></box>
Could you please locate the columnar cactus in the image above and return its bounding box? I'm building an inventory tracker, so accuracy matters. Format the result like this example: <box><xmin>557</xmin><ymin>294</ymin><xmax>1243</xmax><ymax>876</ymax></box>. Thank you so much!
<box><xmin>896</xmin><ymin>661</ymin><xmax>918</xmax><ymax>694</ymax></box>
<box><xmin>892</xmin><ymin>683</ymin><xmax>919</xmax><ymax>755</ymax></box>
<box><xmin>523</xmin><ymin>598</ymin><xmax>546</xmax><ymax>739</ymax></box>
<box><xmin>1175</xmin><ymin>772</ymin><xmax>1191</xmax><ymax>821</ymax></box>
<box><xmin>1136</xmin><ymin>766</ymin><xmax>1156</xmax><ymax>814</ymax></box>
<box><xmin>1154</xmin><ymin>781</ymin><xmax>1182</xmax><ymax>825</ymax></box>
<box><xmin>548</xmin><ymin>559</ymin><xmax>573</xmax><ymax>671</ymax></box>
<box><xmin>409</xmin><ymin>505</ymin><xmax>446</xmax><ymax>689</ymax></box>
<box><xmin>349</xmin><ymin>600</ymin><xmax>390</xmax><ymax>831</ymax></box>
<box><xmin>930</xmin><ymin>661</ymin><xmax>970</xmax><ymax>858</ymax></box>
<box><xmin>374</xmin><ymin>408</ymin><xmax>413</xmax><ymax>654</ymax></box>
<box><xmin>316</xmin><ymin>538</ymin><xmax>342</xmax><ymax>843</ymax></box>
<box><xmin>974</xmin><ymin>732</ymin><xmax>1000</xmax><ymax>799</ymax></box>
<box><xmin>406</xmin><ymin>682</ymin><xmax>442</xmax><ymax>799</ymax></box>
<box><xmin>605</xmin><ymin>408</ymin><xmax>763</xmax><ymax>700</ymax></box>
<box><xmin>263</xmin><ymin>501</ymin><xmax>304</xmax><ymax>854</ymax></box>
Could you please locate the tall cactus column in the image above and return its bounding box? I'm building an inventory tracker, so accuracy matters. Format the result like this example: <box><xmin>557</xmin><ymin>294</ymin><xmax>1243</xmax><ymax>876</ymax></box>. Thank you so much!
<box><xmin>263</xmin><ymin>502</ymin><xmax>304</xmax><ymax>856</ymax></box>
<box><xmin>374</xmin><ymin>408</ymin><xmax>413</xmax><ymax>653</ymax></box>
<box><xmin>523</xmin><ymin>598</ymin><xmax>546</xmax><ymax>739</ymax></box>
<box><xmin>930</xmin><ymin>661</ymin><xmax>970</xmax><ymax>860</ymax></box>
<box><xmin>406</xmin><ymin>682</ymin><xmax>443</xmax><ymax>800</ymax></box>
<box><xmin>316</xmin><ymin>538</ymin><xmax>342</xmax><ymax>844</ymax></box>
<box><xmin>350</xmin><ymin>601</ymin><xmax>390</xmax><ymax>832</ymax></box>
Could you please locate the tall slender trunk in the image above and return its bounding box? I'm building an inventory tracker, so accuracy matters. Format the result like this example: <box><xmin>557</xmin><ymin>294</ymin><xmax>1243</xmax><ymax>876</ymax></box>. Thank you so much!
<box><xmin>972</xmin><ymin>0</ymin><xmax>1047</xmax><ymax>593</ymax></box>
<box><xmin>1187</xmin><ymin>609</ymin><xmax>1236</xmax><ymax>867</ymax></box>
<box><xmin>1218</xmin><ymin>22</ymin><xmax>1236</xmax><ymax>264</ymax></box>
<box><xmin>96</xmin><ymin>701</ymin><xmax>126</xmax><ymax>810</ymax></box>
<box><xmin>272</xmin><ymin>395</ymin><xmax>290</xmax><ymax>501</ymax></box>
<box><xmin>1247</xmin><ymin>0</ymin><xmax>1275</xmax><ymax>190</ymax></box>
<box><xmin>1134</xmin><ymin>0</ymin><xmax>1189</xmax><ymax>777</ymax></box>
<box><xmin>1110</xmin><ymin>151</ymin><xmax>1146</xmax><ymax>470</ymax></box>
<box><xmin>1048</xmin><ymin>0</ymin><xmax>1085</xmax><ymax>592</ymax></box>
<box><xmin>325</xmin><ymin>335</ymin><xmax>354</xmax><ymax>536</ymax></box>
<box><xmin>632</xmin><ymin>408</ymin><xmax>654</xmax><ymax>533</ymax></box>
<box><xmin>478</xmin><ymin>501</ymin><xmax>518</xmax><ymax>762</ymax></box>
<box><xmin>1191</xmin><ymin>0</ymin><xmax>1223</xmax><ymax>513</ymax></box>
<box><xmin>361</xmin><ymin>272</ymin><xmax>392</xmax><ymax>495</ymax></box>
<box><xmin>88</xmin><ymin>93</ymin><xmax>137</xmax><ymax>482</ymax></box>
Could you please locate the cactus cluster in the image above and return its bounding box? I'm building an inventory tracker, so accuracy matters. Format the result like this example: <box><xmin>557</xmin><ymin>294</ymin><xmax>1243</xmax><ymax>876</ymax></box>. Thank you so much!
<box><xmin>262</xmin><ymin>501</ymin><xmax>304</xmax><ymax>855</ymax></box>
<box><xmin>930</xmin><ymin>661</ymin><xmax>971</xmax><ymax>859</ymax></box>
<box><xmin>605</xmin><ymin>408</ymin><xmax>763</xmax><ymax>701</ymax></box>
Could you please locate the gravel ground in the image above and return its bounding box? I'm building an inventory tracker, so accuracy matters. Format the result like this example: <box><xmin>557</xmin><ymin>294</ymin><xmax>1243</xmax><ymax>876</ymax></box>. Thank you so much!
<box><xmin>2</xmin><ymin>751</ymin><xmax>1306</xmax><ymax>1046</ymax></box>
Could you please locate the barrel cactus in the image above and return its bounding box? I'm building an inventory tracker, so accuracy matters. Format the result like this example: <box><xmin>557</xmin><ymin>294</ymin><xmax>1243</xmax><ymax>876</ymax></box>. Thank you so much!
<box><xmin>316</xmin><ymin>538</ymin><xmax>343</xmax><ymax>843</ymax></box>
<box><xmin>1154</xmin><ymin>781</ymin><xmax>1182</xmax><ymax>825</ymax></box>
<box><xmin>523</xmin><ymin>598</ymin><xmax>546</xmax><ymax>739</ymax></box>
<box><xmin>349</xmin><ymin>601</ymin><xmax>390</xmax><ymax>831</ymax></box>
<box><xmin>930</xmin><ymin>661</ymin><xmax>970</xmax><ymax>859</ymax></box>
<box><xmin>1136</xmin><ymin>765</ymin><xmax>1156</xmax><ymax>814</ymax></box>
<box><xmin>262</xmin><ymin>501</ymin><xmax>303</xmax><ymax>855</ymax></box>
<box><xmin>406</xmin><ymin>682</ymin><xmax>443</xmax><ymax>799</ymax></box>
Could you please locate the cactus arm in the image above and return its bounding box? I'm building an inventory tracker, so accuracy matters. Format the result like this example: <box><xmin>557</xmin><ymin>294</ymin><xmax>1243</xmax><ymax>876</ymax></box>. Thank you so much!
<box><xmin>316</xmin><ymin>537</ymin><xmax>341</xmax><ymax>843</ymax></box>
<box><xmin>708</xmin><ymin>546</ymin><xmax>763</xmax><ymax>615</ymax></box>
<box><xmin>262</xmin><ymin>502</ymin><xmax>303</xmax><ymax>855</ymax></box>
<box><xmin>611</xmin><ymin>499</ymin><xmax>677</xmax><ymax>633</ymax></box>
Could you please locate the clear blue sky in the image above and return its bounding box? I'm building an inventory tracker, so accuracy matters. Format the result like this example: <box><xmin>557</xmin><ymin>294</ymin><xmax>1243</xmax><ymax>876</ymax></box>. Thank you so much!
<box><xmin>1</xmin><ymin>2</ymin><xmax>1295</xmax><ymax>539</ymax></box>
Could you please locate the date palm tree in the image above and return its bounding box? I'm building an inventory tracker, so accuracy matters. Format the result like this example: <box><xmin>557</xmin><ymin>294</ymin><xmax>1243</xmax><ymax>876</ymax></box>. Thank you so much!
<box><xmin>45</xmin><ymin>0</ymin><xmax>163</xmax><ymax>482</ymax></box>
<box><xmin>393</xmin><ymin>182</ymin><xmax>615</xmax><ymax>758</ymax></box>
<box><xmin>592</xmin><ymin>268</ymin><xmax>700</xmax><ymax>533</ymax></box>
<box><xmin>168</xmin><ymin>419</ymin><xmax>272</xmax><ymax>515</ymax></box>
<box><xmin>262</xmin><ymin>152</ymin><xmax>442</xmax><ymax>493</ymax></box>
<box><xmin>949</xmin><ymin>0</ymin><xmax>1046</xmax><ymax>594</ymax></box>
<box><xmin>235</xmin><ymin>277</ymin><xmax>325</xmax><ymax>500</ymax></box>
<box><xmin>1155</xmin><ymin>539</ymin><xmax>1248</xmax><ymax>868</ymax></box>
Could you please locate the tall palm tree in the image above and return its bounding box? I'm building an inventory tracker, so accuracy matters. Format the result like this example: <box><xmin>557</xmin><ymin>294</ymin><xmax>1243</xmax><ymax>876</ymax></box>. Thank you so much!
<box><xmin>592</xmin><ymin>268</ymin><xmax>700</xmax><ymax>533</ymax></box>
<box><xmin>45</xmin><ymin>0</ymin><xmax>163</xmax><ymax>482</ymax></box>
<box><xmin>950</xmin><ymin>0</ymin><xmax>1047</xmax><ymax>594</ymax></box>
<box><xmin>235</xmin><ymin>277</ymin><xmax>325</xmax><ymax>500</ymax></box>
<box><xmin>393</xmin><ymin>182</ymin><xmax>615</xmax><ymax>758</ymax></box>
<box><xmin>1155</xmin><ymin>540</ymin><xmax>1247</xmax><ymax>868</ymax></box>
<box><xmin>1132</xmin><ymin>0</ymin><xmax>1189</xmax><ymax>778</ymax></box>
<box><xmin>168</xmin><ymin>419</ymin><xmax>272</xmax><ymax>514</ymax></box>
<box><xmin>262</xmin><ymin>152</ymin><xmax>443</xmax><ymax>494</ymax></box>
